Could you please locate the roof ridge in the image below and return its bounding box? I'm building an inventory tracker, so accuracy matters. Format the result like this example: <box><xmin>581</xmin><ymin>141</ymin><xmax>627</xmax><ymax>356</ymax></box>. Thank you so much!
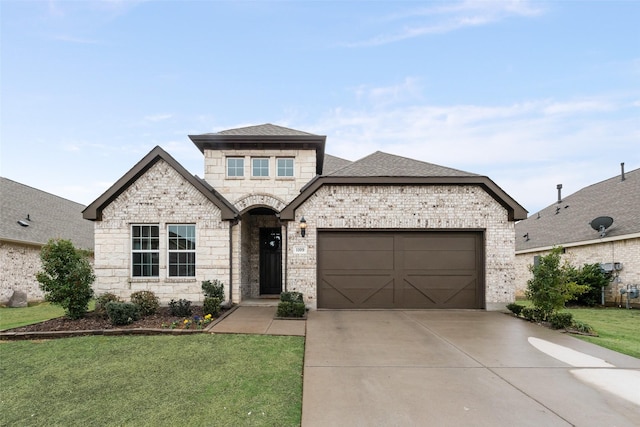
<box><xmin>0</xmin><ymin>176</ymin><xmax>86</xmax><ymax>207</ymax></box>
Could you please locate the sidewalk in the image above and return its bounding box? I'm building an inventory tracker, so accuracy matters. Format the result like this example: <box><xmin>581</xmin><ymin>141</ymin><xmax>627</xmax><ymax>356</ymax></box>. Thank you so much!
<box><xmin>208</xmin><ymin>305</ymin><xmax>306</xmax><ymax>336</ymax></box>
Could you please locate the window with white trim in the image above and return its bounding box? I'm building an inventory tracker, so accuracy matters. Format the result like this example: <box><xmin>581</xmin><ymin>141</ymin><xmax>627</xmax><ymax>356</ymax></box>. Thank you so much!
<box><xmin>252</xmin><ymin>157</ymin><xmax>269</xmax><ymax>177</ymax></box>
<box><xmin>132</xmin><ymin>225</ymin><xmax>159</xmax><ymax>277</ymax></box>
<box><xmin>277</xmin><ymin>158</ymin><xmax>294</xmax><ymax>177</ymax></box>
<box><xmin>227</xmin><ymin>157</ymin><xmax>244</xmax><ymax>177</ymax></box>
<box><xmin>168</xmin><ymin>224</ymin><xmax>196</xmax><ymax>277</ymax></box>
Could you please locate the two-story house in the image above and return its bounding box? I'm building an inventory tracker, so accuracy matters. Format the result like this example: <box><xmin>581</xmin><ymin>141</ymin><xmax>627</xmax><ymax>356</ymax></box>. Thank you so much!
<box><xmin>83</xmin><ymin>124</ymin><xmax>527</xmax><ymax>310</ymax></box>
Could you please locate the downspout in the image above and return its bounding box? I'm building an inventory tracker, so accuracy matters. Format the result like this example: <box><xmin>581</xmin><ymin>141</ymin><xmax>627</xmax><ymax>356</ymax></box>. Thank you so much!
<box><xmin>284</xmin><ymin>220</ymin><xmax>288</xmax><ymax>292</ymax></box>
<box><xmin>228</xmin><ymin>219</ymin><xmax>236</xmax><ymax>305</ymax></box>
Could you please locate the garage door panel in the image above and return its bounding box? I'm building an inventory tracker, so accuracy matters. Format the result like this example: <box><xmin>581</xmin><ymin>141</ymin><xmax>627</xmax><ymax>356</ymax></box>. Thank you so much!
<box><xmin>319</xmin><ymin>274</ymin><xmax>395</xmax><ymax>308</ymax></box>
<box><xmin>317</xmin><ymin>231</ymin><xmax>483</xmax><ymax>309</ymax></box>
<box><xmin>403</xmin><ymin>251</ymin><xmax>476</xmax><ymax>270</ymax></box>
<box><xmin>322</xmin><ymin>250</ymin><xmax>394</xmax><ymax>270</ymax></box>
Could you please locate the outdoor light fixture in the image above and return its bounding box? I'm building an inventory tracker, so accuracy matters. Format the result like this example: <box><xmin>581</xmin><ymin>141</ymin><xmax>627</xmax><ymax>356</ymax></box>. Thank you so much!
<box><xmin>299</xmin><ymin>217</ymin><xmax>307</xmax><ymax>237</ymax></box>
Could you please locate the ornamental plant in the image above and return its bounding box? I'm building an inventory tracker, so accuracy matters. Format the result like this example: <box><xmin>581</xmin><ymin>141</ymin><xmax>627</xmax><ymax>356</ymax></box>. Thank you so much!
<box><xmin>36</xmin><ymin>239</ymin><xmax>95</xmax><ymax>319</ymax></box>
<box><xmin>130</xmin><ymin>290</ymin><xmax>159</xmax><ymax>316</ymax></box>
<box><xmin>526</xmin><ymin>247</ymin><xmax>589</xmax><ymax>320</ymax></box>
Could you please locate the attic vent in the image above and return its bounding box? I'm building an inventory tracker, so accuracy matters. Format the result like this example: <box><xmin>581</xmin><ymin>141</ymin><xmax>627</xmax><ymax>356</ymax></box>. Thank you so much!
<box><xmin>17</xmin><ymin>220</ymin><xmax>29</xmax><ymax>227</ymax></box>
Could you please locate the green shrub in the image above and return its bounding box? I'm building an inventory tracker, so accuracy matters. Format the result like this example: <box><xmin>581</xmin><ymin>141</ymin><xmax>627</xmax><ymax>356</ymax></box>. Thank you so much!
<box><xmin>202</xmin><ymin>280</ymin><xmax>224</xmax><ymax>300</ymax></box>
<box><xmin>566</xmin><ymin>263</ymin><xmax>611</xmax><ymax>306</ymax></box>
<box><xmin>130</xmin><ymin>291</ymin><xmax>159</xmax><ymax>316</ymax></box>
<box><xmin>506</xmin><ymin>303</ymin><xmax>524</xmax><ymax>316</ymax></box>
<box><xmin>95</xmin><ymin>293</ymin><xmax>122</xmax><ymax>318</ymax></box>
<box><xmin>203</xmin><ymin>297</ymin><xmax>222</xmax><ymax>317</ymax></box>
<box><xmin>276</xmin><ymin>301</ymin><xmax>306</xmax><ymax>318</ymax></box>
<box><xmin>549</xmin><ymin>312</ymin><xmax>573</xmax><ymax>329</ymax></box>
<box><xmin>36</xmin><ymin>239</ymin><xmax>95</xmax><ymax>319</ymax></box>
<box><xmin>521</xmin><ymin>307</ymin><xmax>544</xmax><ymax>322</ymax></box>
<box><xmin>106</xmin><ymin>302</ymin><xmax>140</xmax><ymax>326</ymax></box>
<box><xmin>526</xmin><ymin>247</ymin><xmax>589</xmax><ymax>320</ymax></box>
<box><xmin>280</xmin><ymin>291</ymin><xmax>303</xmax><ymax>303</ymax></box>
<box><xmin>571</xmin><ymin>320</ymin><xmax>597</xmax><ymax>335</ymax></box>
<box><xmin>169</xmin><ymin>299</ymin><xmax>192</xmax><ymax>317</ymax></box>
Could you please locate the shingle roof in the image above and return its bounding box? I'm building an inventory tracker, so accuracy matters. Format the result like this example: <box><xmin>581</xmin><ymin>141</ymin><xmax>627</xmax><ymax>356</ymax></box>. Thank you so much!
<box><xmin>515</xmin><ymin>167</ymin><xmax>640</xmax><ymax>251</ymax></box>
<box><xmin>326</xmin><ymin>151</ymin><xmax>478</xmax><ymax>177</ymax></box>
<box><xmin>214</xmin><ymin>123</ymin><xmax>316</xmax><ymax>136</ymax></box>
<box><xmin>322</xmin><ymin>154</ymin><xmax>352</xmax><ymax>175</ymax></box>
<box><xmin>0</xmin><ymin>177</ymin><xmax>94</xmax><ymax>250</ymax></box>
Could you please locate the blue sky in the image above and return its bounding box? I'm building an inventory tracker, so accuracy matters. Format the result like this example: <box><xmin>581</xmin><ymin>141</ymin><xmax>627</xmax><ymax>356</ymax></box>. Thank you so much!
<box><xmin>1</xmin><ymin>0</ymin><xmax>638</xmax><ymax>215</ymax></box>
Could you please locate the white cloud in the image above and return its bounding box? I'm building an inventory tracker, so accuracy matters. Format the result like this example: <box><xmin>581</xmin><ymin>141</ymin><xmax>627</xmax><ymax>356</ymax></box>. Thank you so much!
<box><xmin>346</xmin><ymin>0</ymin><xmax>545</xmax><ymax>47</ymax></box>
<box><xmin>144</xmin><ymin>114</ymin><xmax>173</xmax><ymax>123</ymax></box>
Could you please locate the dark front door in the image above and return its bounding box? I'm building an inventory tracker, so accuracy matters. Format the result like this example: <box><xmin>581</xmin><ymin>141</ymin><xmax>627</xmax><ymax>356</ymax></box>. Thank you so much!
<box><xmin>260</xmin><ymin>228</ymin><xmax>282</xmax><ymax>295</ymax></box>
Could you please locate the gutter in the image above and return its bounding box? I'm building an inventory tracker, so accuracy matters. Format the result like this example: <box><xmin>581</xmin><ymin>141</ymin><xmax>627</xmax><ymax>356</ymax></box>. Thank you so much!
<box><xmin>515</xmin><ymin>232</ymin><xmax>640</xmax><ymax>255</ymax></box>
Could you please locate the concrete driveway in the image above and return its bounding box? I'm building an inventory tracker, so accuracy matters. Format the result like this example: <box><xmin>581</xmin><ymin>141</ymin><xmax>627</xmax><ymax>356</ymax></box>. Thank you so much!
<box><xmin>302</xmin><ymin>310</ymin><xmax>640</xmax><ymax>427</ymax></box>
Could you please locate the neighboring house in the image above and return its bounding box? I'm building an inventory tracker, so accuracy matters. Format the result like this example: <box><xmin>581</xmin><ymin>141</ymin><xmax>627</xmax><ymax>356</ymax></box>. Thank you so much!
<box><xmin>515</xmin><ymin>165</ymin><xmax>640</xmax><ymax>304</ymax></box>
<box><xmin>83</xmin><ymin>124</ymin><xmax>527</xmax><ymax>310</ymax></box>
<box><xmin>0</xmin><ymin>177</ymin><xmax>94</xmax><ymax>303</ymax></box>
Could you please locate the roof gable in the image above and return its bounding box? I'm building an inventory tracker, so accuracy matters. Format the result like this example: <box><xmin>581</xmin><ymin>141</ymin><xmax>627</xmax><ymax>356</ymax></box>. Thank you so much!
<box><xmin>327</xmin><ymin>151</ymin><xmax>478</xmax><ymax>178</ymax></box>
<box><xmin>516</xmin><ymin>167</ymin><xmax>640</xmax><ymax>251</ymax></box>
<box><xmin>0</xmin><ymin>177</ymin><xmax>94</xmax><ymax>249</ymax></box>
<box><xmin>188</xmin><ymin>123</ymin><xmax>326</xmax><ymax>175</ymax></box>
<box><xmin>83</xmin><ymin>146</ymin><xmax>238</xmax><ymax>221</ymax></box>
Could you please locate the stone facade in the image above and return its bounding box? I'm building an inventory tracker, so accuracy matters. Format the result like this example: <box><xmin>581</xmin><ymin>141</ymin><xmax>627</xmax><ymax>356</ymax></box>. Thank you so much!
<box><xmin>204</xmin><ymin>148</ymin><xmax>317</xmax><ymax>206</ymax></box>
<box><xmin>515</xmin><ymin>237</ymin><xmax>640</xmax><ymax>304</ymax></box>
<box><xmin>0</xmin><ymin>242</ymin><xmax>45</xmax><ymax>303</ymax></box>
<box><xmin>286</xmin><ymin>185</ymin><xmax>516</xmax><ymax>310</ymax></box>
<box><xmin>93</xmin><ymin>160</ymin><xmax>230</xmax><ymax>304</ymax></box>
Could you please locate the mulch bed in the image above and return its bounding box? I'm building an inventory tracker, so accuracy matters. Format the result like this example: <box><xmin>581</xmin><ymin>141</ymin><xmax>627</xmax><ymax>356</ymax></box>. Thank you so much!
<box><xmin>3</xmin><ymin>306</ymin><xmax>224</xmax><ymax>334</ymax></box>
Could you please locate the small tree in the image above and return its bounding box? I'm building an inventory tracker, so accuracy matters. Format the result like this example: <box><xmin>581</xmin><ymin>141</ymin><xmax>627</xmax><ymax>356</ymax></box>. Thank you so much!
<box><xmin>36</xmin><ymin>239</ymin><xmax>95</xmax><ymax>319</ymax></box>
<box><xmin>525</xmin><ymin>247</ymin><xmax>588</xmax><ymax>320</ymax></box>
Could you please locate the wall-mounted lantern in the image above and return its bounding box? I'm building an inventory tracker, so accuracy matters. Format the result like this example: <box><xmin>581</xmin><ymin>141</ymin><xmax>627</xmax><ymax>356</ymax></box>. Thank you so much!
<box><xmin>299</xmin><ymin>217</ymin><xmax>307</xmax><ymax>238</ymax></box>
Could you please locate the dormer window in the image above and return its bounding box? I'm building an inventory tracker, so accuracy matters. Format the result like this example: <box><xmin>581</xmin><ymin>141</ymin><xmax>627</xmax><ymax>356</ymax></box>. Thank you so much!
<box><xmin>252</xmin><ymin>158</ymin><xmax>269</xmax><ymax>177</ymax></box>
<box><xmin>227</xmin><ymin>157</ymin><xmax>244</xmax><ymax>177</ymax></box>
<box><xmin>277</xmin><ymin>158</ymin><xmax>294</xmax><ymax>177</ymax></box>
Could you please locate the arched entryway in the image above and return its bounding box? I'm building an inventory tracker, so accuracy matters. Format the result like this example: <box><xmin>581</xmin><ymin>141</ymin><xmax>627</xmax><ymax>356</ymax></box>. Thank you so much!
<box><xmin>238</xmin><ymin>206</ymin><xmax>284</xmax><ymax>299</ymax></box>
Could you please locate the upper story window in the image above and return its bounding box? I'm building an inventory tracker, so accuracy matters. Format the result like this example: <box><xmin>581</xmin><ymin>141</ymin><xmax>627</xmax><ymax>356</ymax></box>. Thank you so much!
<box><xmin>132</xmin><ymin>225</ymin><xmax>159</xmax><ymax>277</ymax></box>
<box><xmin>252</xmin><ymin>158</ymin><xmax>269</xmax><ymax>177</ymax></box>
<box><xmin>277</xmin><ymin>158</ymin><xmax>294</xmax><ymax>177</ymax></box>
<box><xmin>227</xmin><ymin>157</ymin><xmax>244</xmax><ymax>177</ymax></box>
<box><xmin>168</xmin><ymin>225</ymin><xmax>196</xmax><ymax>277</ymax></box>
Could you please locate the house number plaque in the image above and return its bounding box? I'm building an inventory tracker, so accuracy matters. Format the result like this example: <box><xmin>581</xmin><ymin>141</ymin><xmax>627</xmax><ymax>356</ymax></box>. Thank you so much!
<box><xmin>293</xmin><ymin>246</ymin><xmax>307</xmax><ymax>254</ymax></box>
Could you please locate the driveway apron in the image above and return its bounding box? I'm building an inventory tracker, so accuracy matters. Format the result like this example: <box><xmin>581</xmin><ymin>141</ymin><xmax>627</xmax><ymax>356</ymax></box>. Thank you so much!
<box><xmin>302</xmin><ymin>310</ymin><xmax>640</xmax><ymax>427</ymax></box>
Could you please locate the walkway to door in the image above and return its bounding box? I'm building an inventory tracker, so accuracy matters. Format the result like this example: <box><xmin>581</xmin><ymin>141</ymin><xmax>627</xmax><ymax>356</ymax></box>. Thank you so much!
<box><xmin>302</xmin><ymin>310</ymin><xmax>640</xmax><ymax>427</ymax></box>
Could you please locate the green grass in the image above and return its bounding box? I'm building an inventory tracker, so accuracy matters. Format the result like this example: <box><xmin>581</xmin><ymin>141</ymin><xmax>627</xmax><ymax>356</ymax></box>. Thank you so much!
<box><xmin>0</xmin><ymin>334</ymin><xmax>304</xmax><ymax>426</ymax></box>
<box><xmin>0</xmin><ymin>301</ymin><xmax>97</xmax><ymax>331</ymax></box>
<box><xmin>512</xmin><ymin>300</ymin><xmax>640</xmax><ymax>358</ymax></box>
<box><xmin>0</xmin><ymin>302</ymin><xmax>65</xmax><ymax>330</ymax></box>
<box><xmin>565</xmin><ymin>307</ymin><xmax>640</xmax><ymax>359</ymax></box>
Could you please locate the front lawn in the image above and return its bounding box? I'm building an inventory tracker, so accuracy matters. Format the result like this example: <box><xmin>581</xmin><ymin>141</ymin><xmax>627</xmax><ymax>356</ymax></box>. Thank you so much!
<box><xmin>0</xmin><ymin>334</ymin><xmax>304</xmax><ymax>426</ymax></box>
<box><xmin>0</xmin><ymin>302</ymin><xmax>66</xmax><ymax>330</ymax></box>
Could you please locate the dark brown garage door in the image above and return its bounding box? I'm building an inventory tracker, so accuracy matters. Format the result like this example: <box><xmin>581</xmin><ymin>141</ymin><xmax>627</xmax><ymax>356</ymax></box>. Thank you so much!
<box><xmin>317</xmin><ymin>231</ymin><xmax>484</xmax><ymax>309</ymax></box>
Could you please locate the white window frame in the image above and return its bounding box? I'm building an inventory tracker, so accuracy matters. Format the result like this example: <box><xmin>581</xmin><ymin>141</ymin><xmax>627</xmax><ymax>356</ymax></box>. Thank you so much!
<box><xmin>227</xmin><ymin>157</ymin><xmax>245</xmax><ymax>177</ymax></box>
<box><xmin>131</xmin><ymin>224</ymin><xmax>160</xmax><ymax>277</ymax></box>
<box><xmin>252</xmin><ymin>157</ymin><xmax>270</xmax><ymax>177</ymax></box>
<box><xmin>167</xmin><ymin>224</ymin><xmax>196</xmax><ymax>277</ymax></box>
<box><xmin>277</xmin><ymin>157</ymin><xmax>294</xmax><ymax>177</ymax></box>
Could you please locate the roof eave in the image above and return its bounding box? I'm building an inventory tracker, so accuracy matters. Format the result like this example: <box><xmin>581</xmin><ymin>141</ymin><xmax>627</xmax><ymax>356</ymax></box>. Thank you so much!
<box><xmin>83</xmin><ymin>146</ymin><xmax>239</xmax><ymax>221</ymax></box>
<box><xmin>280</xmin><ymin>176</ymin><xmax>527</xmax><ymax>221</ymax></box>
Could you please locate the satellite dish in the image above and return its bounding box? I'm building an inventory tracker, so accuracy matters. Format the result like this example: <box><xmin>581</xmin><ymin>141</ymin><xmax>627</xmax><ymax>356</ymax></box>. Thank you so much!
<box><xmin>590</xmin><ymin>216</ymin><xmax>613</xmax><ymax>237</ymax></box>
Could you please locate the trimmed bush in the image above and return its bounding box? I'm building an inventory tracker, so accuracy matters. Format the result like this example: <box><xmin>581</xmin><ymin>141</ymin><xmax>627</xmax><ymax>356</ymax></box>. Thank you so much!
<box><xmin>506</xmin><ymin>303</ymin><xmax>525</xmax><ymax>316</ymax></box>
<box><xmin>106</xmin><ymin>302</ymin><xmax>140</xmax><ymax>326</ymax></box>
<box><xmin>95</xmin><ymin>293</ymin><xmax>122</xmax><ymax>318</ymax></box>
<box><xmin>280</xmin><ymin>291</ymin><xmax>303</xmax><ymax>303</ymax></box>
<box><xmin>203</xmin><ymin>297</ymin><xmax>222</xmax><ymax>317</ymax></box>
<box><xmin>521</xmin><ymin>307</ymin><xmax>545</xmax><ymax>322</ymax></box>
<box><xmin>202</xmin><ymin>280</ymin><xmax>224</xmax><ymax>300</ymax></box>
<box><xmin>276</xmin><ymin>301</ymin><xmax>306</xmax><ymax>318</ymax></box>
<box><xmin>169</xmin><ymin>299</ymin><xmax>192</xmax><ymax>317</ymax></box>
<box><xmin>130</xmin><ymin>290</ymin><xmax>159</xmax><ymax>316</ymax></box>
<box><xmin>566</xmin><ymin>263</ymin><xmax>611</xmax><ymax>307</ymax></box>
<box><xmin>549</xmin><ymin>312</ymin><xmax>573</xmax><ymax>329</ymax></box>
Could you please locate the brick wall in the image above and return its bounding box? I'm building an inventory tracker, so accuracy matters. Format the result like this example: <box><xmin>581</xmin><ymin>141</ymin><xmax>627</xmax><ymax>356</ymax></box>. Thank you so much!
<box><xmin>515</xmin><ymin>237</ymin><xmax>640</xmax><ymax>303</ymax></box>
<box><xmin>285</xmin><ymin>184</ymin><xmax>516</xmax><ymax>310</ymax></box>
<box><xmin>94</xmin><ymin>160</ymin><xmax>230</xmax><ymax>304</ymax></box>
<box><xmin>0</xmin><ymin>242</ymin><xmax>45</xmax><ymax>302</ymax></box>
